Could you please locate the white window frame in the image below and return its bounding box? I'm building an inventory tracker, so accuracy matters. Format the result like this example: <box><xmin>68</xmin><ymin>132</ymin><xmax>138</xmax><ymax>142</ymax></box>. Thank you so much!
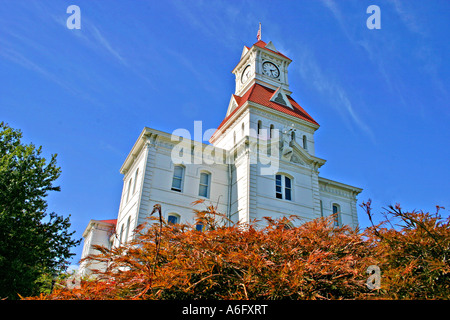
<box><xmin>275</xmin><ymin>174</ymin><xmax>292</xmax><ymax>201</ymax></box>
<box><xmin>119</xmin><ymin>224</ymin><xmax>124</xmax><ymax>245</ymax></box>
<box><xmin>126</xmin><ymin>178</ymin><xmax>133</xmax><ymax>202</ymax></box>
<box><xmin>124</xmin><ymin>216</ymin><xmax>131</xmax><ymax>243</ymax></box>
<box><xmin>198</xmin><ymin>171</ymin><xmax>211</xmax><ymax>198</ymax></box>
<box><xmin>332</xmin><ymin>204</ymin><xmax>341</xmax><ymax>227</ymax></box>
<box><xmin>171</xmin><ymin>165</ymin><xmax>185</xmax><ymax>192</ymax></box>
<box><xmin>132</xmin><ymin>168</ymin><xmax>139</xmax><ymax>194</ymax></box>
<box><xmin>320</xmin><ymin>200</ymin><xmax>324</xmax><ymax>217</ymax></box>
<box><xmin>167</xmin><ymin>213</ymin><xmax>180</xmax><ymax>225</ymax></box>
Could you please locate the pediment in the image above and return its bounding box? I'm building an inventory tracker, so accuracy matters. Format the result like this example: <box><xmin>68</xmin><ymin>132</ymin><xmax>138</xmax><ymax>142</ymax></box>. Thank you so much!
<box><xmin>241</xmin><ymin>46</ymin><xmax>250</xmax><ymax>59</ymax></box>
<box><xmin>269</xmin><ymin>87</ymin><xmax>293</xmax><ymax>110</ymax></box>
<box><xmin>280</xmin><ymin>139</ymin><xmax>326</xmax><ymax>170</ymax></box>
<box><xmin>290</xmin><ymin>153</ymin><xmax>305</xmax><ymax>165</ymax></box>
<box><xmin>225</xmin><ymin>94</ymin><xmax>240</xmax><ymax>117</ymax></box>
<box><xmin>265</xmin><ymin>41</ymin><xmax>278</xmax><ymax>52</ymax></box>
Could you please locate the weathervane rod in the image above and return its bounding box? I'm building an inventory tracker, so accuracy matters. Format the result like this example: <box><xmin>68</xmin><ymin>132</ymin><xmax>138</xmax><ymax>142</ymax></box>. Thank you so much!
<box><xmin>257</xmin><ymin>22</ymin><xmax>261</xmax><ymax>41</ymax></box>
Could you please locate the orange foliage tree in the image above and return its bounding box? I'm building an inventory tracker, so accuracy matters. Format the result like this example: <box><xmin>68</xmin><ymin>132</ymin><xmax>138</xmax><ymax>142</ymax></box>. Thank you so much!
<box><xmin>28</xmin><ymin>200</ymin><xmax>449</xmax><ymax>300</ymax></box>
<box><xmin>362</xmin><ymin>201</ymin><xmax>450</xmax><ymax>299</ymax></box>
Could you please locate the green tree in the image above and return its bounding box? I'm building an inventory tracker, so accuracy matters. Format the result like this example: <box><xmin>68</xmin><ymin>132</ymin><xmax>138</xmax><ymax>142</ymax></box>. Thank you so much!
<box><xmin>0</xmin><ymin>122</ymin><xmax>81</xmax><ymax>299</ymax></box>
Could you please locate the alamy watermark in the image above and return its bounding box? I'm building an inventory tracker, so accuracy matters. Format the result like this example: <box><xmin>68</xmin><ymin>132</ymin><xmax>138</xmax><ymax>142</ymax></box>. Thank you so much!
<box><xmin>168</xmin><ymin>121</ymin><xmax>302</xmax><ymax>176</ymax></box>
<box><xmin>366</xmin><ymin>265</ymin><xmax>381</xmax><ymax>290</ymax></box>
<box><xmin>66</xmin><ymin>5</ymin><xmax>81</xmax><ymax>29</ymax></box>
<box><xmin>367</xmin><ymin>5</ymin><xmax>381</xmax><ymax>30</ymax></box>
<box><xmin>66</xmin><ymin>273</ymin><xmax>81</xmax><ymax>290</ymax></box>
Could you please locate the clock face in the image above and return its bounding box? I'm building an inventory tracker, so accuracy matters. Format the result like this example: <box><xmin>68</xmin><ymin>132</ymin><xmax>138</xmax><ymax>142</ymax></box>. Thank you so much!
<box><xmin>262</xmin><ymin>61</ymin><xmax>280</xmax><ymax>78</ymax></box>
<box><xmin>241</xmin><ymin>65</ymin><xmax>251</xmax><ymax>83</ymax></box>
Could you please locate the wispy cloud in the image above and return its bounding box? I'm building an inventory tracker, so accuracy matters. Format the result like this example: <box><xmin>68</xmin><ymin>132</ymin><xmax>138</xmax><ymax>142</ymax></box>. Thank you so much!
<box><xmin>0</xmin><ymin>38</ymin><xmax>79</xmax><ymax>96</ymax></box>
<box><xmin>49</xmin><ymin>9</ymin><xmax>159</xmax><ymax>92</ymax></box>
<box><xmin>296</xmin><ymin>47</ymin><xmax>376</xmax><ymax>143</ymax></box>
<box><xmin>389</xmin><ymin>0</ymin><xmax>426</xmax><ymax>36</ymax></box>
<box><xmin>90</xmin><ymin>25</ymin><xmax>127</xmax><ymax>66</ymax></box>
<box><xmin>53</xmin><ymin>13</ymin><xmax>128</xmax><ymax>67</ymax></box>
<box><xmin>169</xmin><ymin>1</ymin><xmax>258</xmax><ymax>50</ymax></box>
<box><xmin>164</xmin><ymin>48</ymin><xmax>220</xmax><ymax>95</ymax></box>
<box><xmin>319</xmin><ymin>0</ymin><xmax>418</xmax><ymax>110</ymax></box>
<box><xmin>319</xmin><ymin>0</ymin><xmax>356</xmax><ymax>43</ymax></box>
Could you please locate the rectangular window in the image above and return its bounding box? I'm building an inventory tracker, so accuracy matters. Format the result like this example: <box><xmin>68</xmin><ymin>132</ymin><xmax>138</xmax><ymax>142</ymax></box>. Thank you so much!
<box><xmin>132</xmin><ymin>168</ymin><xmax>139</xmax><ymax>194</ymax></box>
<box><xmin>171</xmin><ymin>166</ymin><xmax>184</xmax><ymax>192</ymax></box>
<box><xmin>333</xmin><ymin>204</ymin><xmax>340</xmax><ymax>227</ymax></box>
<box><xmin>126</xmin><ymin>178</ymin><xmax>132</xmax><ymax>202</ymax></box>
<box><xmin>275</xmin><ymin>174</ymin><xmax>292</xmax><ymax>201</ymax></box>
<box><xmin>320</xmin><ymin>200</ymin><xmax>324</xmax><ymax>217</ymax></box>
<box><xmin>275</xmin><ymin>174</ymin><xmax>283</xmax><ymax>199</ymax></box>
<box><xmin>168</xmin><ymin>215</ymin><xmax>179</xmax><ymax>224</ymax></box>
<box><xmin>198</xmin><ymin>172</ymin><xmax>210</xmax><ymax>198</ymax></box>
<box><xmin>284</xmin><ymin>176</ymin><xmax>292</xmax><ymax>200</ymax></box>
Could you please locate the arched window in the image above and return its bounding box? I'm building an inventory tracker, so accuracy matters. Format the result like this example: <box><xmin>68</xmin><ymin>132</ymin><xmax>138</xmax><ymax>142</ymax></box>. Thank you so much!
<box><xmin>119</xmin><ymin>224</ymin><xmax>124</xmax><ymax>245</ymax></box>
<box><xmin>233</xmin><ymin>131</ymin><xmax>237</xmax><ymax>161</ymax></box>
<box><xmin>171</xmin><ymin>165</ymin><xmax>184</xmax><ymax>192</ymax></box>
<box><xmin>332</xmin><ymin>204</ymin><xmax>340</xmax><ymax>227</ymax></box>
<box><xmin>275</xmin><ymin>174</ymin><xmax>292</xmax><ymax>201</ymax></box>
<box><xmin>291</xmin><ymin>130</ymin><xmax>296</xmax><ymax>142</ymax></box>
<box><xmin>257</xmin><ymin>120</ymin><xmax>262</xmax><ymax>135</ymax></box>
<box><xmin>196</xmin><ymin>223</ymin><xmax>204</xmax><ymax>232</ymax></box>
<box><xmin>241</xmin><ymin>122</ymin><xmax>245</xmax><ymax>137</ymax></box>
<box><xmin>198</xmin><ymin>172</ymin><xmax>211</xmax><ymax>198</ymax></box>
<box><xmin>126</xmin><ymin>178</ymin><xmax>133</xmax><ymax>202</ymax></box>
<box><xmin>132</xmin><ymin>168</ymin><xmax>139</xmax><ymax>194</ymax></box>
<box><xmin>167</xmin><ymin>213</ymin><xmax>180</xmax><ymax>225</ymax></box>
<box><xmin>269</xmin><ymin>124</ymin><xmax>274</xmax><ymax>139</ymax></box>
<box><xmin>124</xmin><ymin>216</ymin><xmax>131</xmax><ymax>243</ymax></box>
<box><xmin>320</xmin><ymin>200</ymin><xmax>324</xmax><ymax>217</ymax></box>
<box><xmin>302</xmin><ymin>135</ymin><xmax>308</xmax><ymax>150</ymax></box>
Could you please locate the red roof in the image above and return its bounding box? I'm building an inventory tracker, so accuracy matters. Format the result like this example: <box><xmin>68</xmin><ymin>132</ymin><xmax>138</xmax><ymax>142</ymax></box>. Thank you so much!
<box><xmin>252</xmin><ymin>40</ymin><xmax>291</xmax><ymax>61</ymax></box>
<box><xmin>212</xmin><ymin>83</ymin><xmax>318</xmax><ymax>139</ymax></box>
<box><xmin>100</xmin><ymin>219</ymin><xmax>117</xmax><ymax>225</ymax></box>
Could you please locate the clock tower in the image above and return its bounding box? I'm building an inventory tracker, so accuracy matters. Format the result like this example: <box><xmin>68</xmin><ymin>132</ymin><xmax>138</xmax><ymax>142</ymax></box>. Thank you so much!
<box><xmin>209</xmin><ymin>36</ymin><xmax>327</xmax><ymax>226</ymax></box>
<box><xmin>232</xmin><ymin>40</ymin><xmax>293</xmax><ymax>97</ymax></box>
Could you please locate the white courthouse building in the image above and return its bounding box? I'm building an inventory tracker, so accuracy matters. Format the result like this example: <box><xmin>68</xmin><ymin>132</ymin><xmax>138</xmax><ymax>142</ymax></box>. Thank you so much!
<box><xmin>79</xmin><ymin>38</ymin><xmax>363</xmax><ymax>275</ymax></box>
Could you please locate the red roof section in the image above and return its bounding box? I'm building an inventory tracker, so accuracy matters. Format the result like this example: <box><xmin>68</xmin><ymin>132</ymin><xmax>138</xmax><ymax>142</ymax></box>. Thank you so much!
<box><xmin>252</xmin><ymin>40</ymin><xmax>291</xmax><ymax>61</ymax></box>
<box><xmin>100</xmin><ymin>219</ymin><xmax>117</xmax><ymax>225</ymax></box>
<box><xmin>213</xmin><ymin>83</ymin><xmax>318</xmax><ymax>136</ymax></box>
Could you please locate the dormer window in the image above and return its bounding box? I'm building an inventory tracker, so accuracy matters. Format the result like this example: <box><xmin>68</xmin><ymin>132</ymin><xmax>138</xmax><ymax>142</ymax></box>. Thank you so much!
<box><xmin>274</xmin><ymin>92</ymin><xmax>287</xmax><ymax>105</ymax></box>
<box><xmin>269</xmin><ymin>87</ymin><xmax>293</xmax><ymax>110</ymax></box>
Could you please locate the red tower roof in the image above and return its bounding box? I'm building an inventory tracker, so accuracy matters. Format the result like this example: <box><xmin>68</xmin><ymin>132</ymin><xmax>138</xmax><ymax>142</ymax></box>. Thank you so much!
<box><xmin>252</xmin><ymin>40</ymin><xmax>291</xmax><ymax>61</ymax></box>
<box><xmin>213</xmin><ymin>83</ymin><xmax>318</xmax><ymax>138</ymax></box>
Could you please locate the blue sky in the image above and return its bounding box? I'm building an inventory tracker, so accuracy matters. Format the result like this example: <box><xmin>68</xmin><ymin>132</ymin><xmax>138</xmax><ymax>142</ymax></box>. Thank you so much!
<box><xmin>1</xmin><ymin>0</ymin><xmax>449</xmax><ymax>266</ymax></box>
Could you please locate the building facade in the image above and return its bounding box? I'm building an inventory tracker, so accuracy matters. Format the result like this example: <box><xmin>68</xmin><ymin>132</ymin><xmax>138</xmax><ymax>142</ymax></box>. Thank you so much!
<box><xmin>79</xmin><ymin>39</ymin><xmax>362</xmax><ymax>276</ymax></box>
